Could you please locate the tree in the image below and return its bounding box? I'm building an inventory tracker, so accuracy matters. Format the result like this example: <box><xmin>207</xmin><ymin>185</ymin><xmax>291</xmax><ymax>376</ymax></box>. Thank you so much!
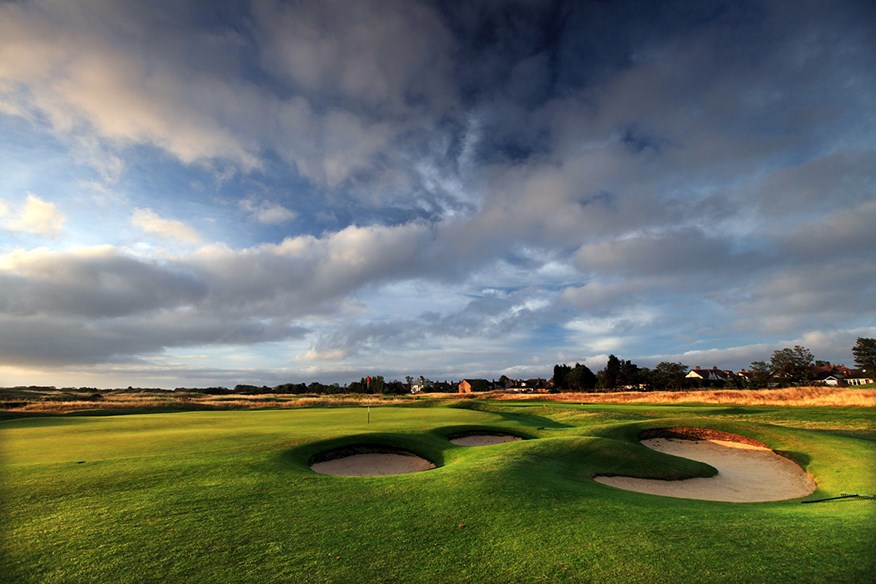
<box><xmin>467</xmin><ymin>379</ymin><xmax>491</xmax><ymax>392</ymax></box>
<box><xmin>618</xmin><ymin>359</ymin><xmax>640</xmax><ymax>388</ymax></box>
<box><xmin>552</xmin><ymin>364</ymin><xmax>572</xmax><ymax>391</ymax></box>
<box><xmin>747</xmin><ymin>361</ymin><xmax>772</xmax><ymax>389</ymax></box>
<box><xmin>652</xmin><ymin>362</ymin><xmax>688</xmax><ymax>390</ymax></box>
<box><xmin>566</xmin><ymin>363</ymin><xmax>597</xmax><ymax>391</ymax></box>
<box><xmin>273</xmin><ymin>383</ymin><xmax>308</xmax><ymax>394</ymax></box>
<box><xmin>384</xmin><ymin>380</ymin><xmax>408</xmax><ymax>394</ymax></box>
<box><xmin>308</xmin><ymin>381</ymin><xmax>328</xmax><ymax>393</ymax></box>
<box><xmin>234</xmin><ymin>384</ymin><xmax>270</xmax><ymax>394</ymax></box>
<box><xmin>598</xmin><ymin>355</ymin><xmax>622</xmax><ymax>390</ymax></box>
<box><xmin>852</xmin><ymin>337</ymin><xmax>876</xmax><ymax>376</ymax></box>
<box><xmin>637</xmin><ymin>367</ymin><xmax>653</xmax><ymax>391</ymax></box>
<box><xmin>770</xmin><ymin>345</ymin><xmax>814</xmax><ymax>385</ymax></box>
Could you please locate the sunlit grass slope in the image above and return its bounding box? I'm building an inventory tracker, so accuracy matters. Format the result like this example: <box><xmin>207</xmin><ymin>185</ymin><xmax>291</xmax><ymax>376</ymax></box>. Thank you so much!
<box><xmin>1</xmin><ymin>403</ymin><xmax>874</xmax><ymax>583</ymax></box>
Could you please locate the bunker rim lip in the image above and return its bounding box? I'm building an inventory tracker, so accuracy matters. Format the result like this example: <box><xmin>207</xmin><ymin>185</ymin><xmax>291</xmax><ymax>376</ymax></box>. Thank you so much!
<box><xmin>307</xmin><ymin>443</ymin><xmax>433</xmax><ymax>466</ymax></box>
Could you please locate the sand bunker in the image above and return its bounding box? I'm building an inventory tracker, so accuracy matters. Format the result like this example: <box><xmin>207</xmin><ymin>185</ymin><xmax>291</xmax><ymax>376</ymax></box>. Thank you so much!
<box><xmin>594</xmin><ymin>435</ymin><xmax>816</xmax><ymax>502</ymax></box>
<box><xmin>449</xmin><ymin>432</ymin><xmax>522</xmax><ymax>446</ymax></box>
<box><xmin>310</xmin><ymin>446</ymin><xmax>435</xmax><ymax>476</ymax></box>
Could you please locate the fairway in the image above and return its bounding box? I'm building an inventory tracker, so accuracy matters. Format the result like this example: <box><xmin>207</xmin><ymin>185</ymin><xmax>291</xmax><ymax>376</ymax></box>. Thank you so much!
<box><xmin>2</xmin><ymin>402</ymin><xmax>874</xmax><ymax>583</ymax></box>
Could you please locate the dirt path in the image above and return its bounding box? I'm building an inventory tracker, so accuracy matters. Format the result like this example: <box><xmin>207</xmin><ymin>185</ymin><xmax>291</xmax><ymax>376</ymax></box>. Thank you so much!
<box><xmin>594</xmin><ymin>438</ymin><xmax>816</xmax><ymax>502</ymax></box>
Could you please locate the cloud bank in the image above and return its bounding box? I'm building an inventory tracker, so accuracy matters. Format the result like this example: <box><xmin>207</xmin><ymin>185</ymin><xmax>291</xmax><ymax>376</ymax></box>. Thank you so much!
<box><xmin>0</xmin><ymin>0</ymin><xmax>873</xmax><ymax>387</ymax></box>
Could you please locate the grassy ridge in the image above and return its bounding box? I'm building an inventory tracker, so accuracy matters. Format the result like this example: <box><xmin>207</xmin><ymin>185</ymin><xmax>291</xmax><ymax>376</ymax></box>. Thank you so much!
<box><xmin>1</xmin><ymin>403</ymin><xmax>874</xmax><ymax>582</ymax></box>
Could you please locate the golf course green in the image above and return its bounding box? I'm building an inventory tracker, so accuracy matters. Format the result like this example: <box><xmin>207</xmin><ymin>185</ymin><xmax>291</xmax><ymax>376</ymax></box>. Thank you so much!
<box><xmin>1</xmin><ymin>400</ymin><xmax>874</xmax><ymax>582</ymax></box>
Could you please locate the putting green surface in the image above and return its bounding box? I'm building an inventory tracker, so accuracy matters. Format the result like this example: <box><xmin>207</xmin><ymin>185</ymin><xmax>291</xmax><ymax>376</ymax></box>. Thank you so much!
<box><xmin>1</xmin><ymin>402</ymin><xmax>874</xmax><ymax>583</ymax></box>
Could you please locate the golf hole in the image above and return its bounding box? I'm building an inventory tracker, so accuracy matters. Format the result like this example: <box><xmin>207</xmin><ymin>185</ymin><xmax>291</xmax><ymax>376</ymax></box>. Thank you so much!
<box><xmin>594</xmin><ymin>428</ymin><xmax>817</xmax><ymax>502</ymax></box>
<box><xmin>309</xmin><ymin>444</ymin><xmax>436</xmax><ymax>476</ymax></box>
<box><xmin>448</xmin><ymin>431</ymin><xmax>524</xmax><ymax>446</ymax></box>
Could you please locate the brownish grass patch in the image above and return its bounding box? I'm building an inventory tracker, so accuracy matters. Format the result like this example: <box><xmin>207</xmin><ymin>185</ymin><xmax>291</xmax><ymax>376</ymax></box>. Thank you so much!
<box><xmin>4</xmin><ymin>386</ymin><xmax>873</xmax><ymax>415</ymax></box>
<box><xmin>3</xmin><ymin>392</ymin><xmax>413</xmax><ymax>415</ymax></box>
<box><xmin>487</xmin><ymin>386</ymin><xmax>876</xmax><ymax>407</ymax></box>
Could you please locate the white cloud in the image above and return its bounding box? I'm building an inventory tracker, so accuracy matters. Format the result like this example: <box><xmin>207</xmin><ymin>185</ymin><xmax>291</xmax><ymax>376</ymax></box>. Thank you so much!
<box><xmin>186</xmin><ymin>221</ymin><xmax>433</xmax><ymax>317</ymax></box>
<box><xmin>574</xmin><ymin>228</ymin><xmax>740</xmax><ymax>276</ymax></box>
<box><xmin>71</xmin><ymin>135</ymin><xmax>126</xmax><ymax>184</ymax></box>
<box><xmin>131</xmin><ymin>209</ymin><xmax>201</xmax><ymax>244</ymax></box>
<box><xmin>3</xmin><ymin>193</ymin><xmax>65</xmax><ymax>236</ymax></box>
<box><xmin>778</xmin><ymin>199</ymin><xmax>876</xmax><ymax>261</ymax></box>
<box><xmin>0</xmin><ymin>0</ymin><xmax>454</xmax><ymax>195</ymax></box>
<box><xmin>0</xmin><ymin>220</ymin><xmax>434</xmax><ymax>366</ymax></box>
<box><xmin>561</xmin><ymin>281</ymin><xmax>647</xmax><ymax>313</ymax></box>
<box><xmin>738</xmin><ymin>261</ymin><xmax>876</xmax><ymax>334</ymax></box>
<box><xmin>296</xmin><ymin>347</ymin><xmax>348</xmax><ymax>362</ymax></box>
<box><xmin>0</xmin><ymin>1</ymin><xmax>261</xmax><ymax>171</ymax></box>
<box><xmin>320</xmin><ymin>110</ymin><xmax>394</xmax><ymax>188</ymax></box>
<box><xmin>0</xmin><ymin>245</ymin><xmax>206</xmax><ymax>317</ymax></box>
<box><xmin>239</xmin><ymin>198</ymin><xmax>296</xmax><ymax>224</ymax></box>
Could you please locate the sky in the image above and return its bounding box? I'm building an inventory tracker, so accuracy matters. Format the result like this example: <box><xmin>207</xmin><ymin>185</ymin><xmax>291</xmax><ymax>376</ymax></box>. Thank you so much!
<box><xmin>1</xmin><ymin>0</ymin><xmax>874</xmax><ymax>389</ymax></box>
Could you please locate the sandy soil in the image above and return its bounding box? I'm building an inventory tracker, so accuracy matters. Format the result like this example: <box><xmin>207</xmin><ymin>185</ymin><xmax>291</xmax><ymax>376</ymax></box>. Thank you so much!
<box><xmin>594</xmin><ymin>438</ymin><xmax>816</xmax><ymax>502</ymax></box>
<box><xmin>310</xmin><ymin>452</ymin><xmax>435</xmax><ymax>476</ymax></box>
<box><xmin>449</xmin><ymin>433</ymin><xmax>522</xmax><ymax>446</ymax></box>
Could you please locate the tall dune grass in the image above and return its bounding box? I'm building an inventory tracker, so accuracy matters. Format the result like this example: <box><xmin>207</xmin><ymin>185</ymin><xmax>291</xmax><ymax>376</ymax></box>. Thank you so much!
<box><xmin>488</xmin><ymin>386</ymin><xmax>876</xmax><ymax>407</ymax></box>
<box><xmin>3</xmin><ymin>385</ymin><xmax>873</xmax><ymax>415</ymax></box>
<box><xmin>1</xmin><ymin>392</ymin><xmax>404</xmax><ymax>414</ymax></box>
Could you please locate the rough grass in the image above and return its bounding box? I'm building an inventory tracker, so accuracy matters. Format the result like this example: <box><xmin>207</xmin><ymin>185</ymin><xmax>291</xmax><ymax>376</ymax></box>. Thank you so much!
<box><xmin>4</xmin><ymin>386</ymin><xmax>872</xmax><ymax>417</ymax></box>
<box><xmin>488</xmin><ymin>386</ymin><xmax>876</xmax><ymax>407</ymax></box>
<box><xmin>1</xmin><ymin>402</ymin><xmax>874</xmax><ymax>583</ymax></box>
<box><xmin>0</xmin><ymin>389</ymin><xmax>415</xmax><ymax>416</ymax></box>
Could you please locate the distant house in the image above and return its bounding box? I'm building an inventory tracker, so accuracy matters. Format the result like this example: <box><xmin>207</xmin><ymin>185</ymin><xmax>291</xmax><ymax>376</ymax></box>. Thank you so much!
<box><xmin>810</xmin><ymin>363</ymin><xmax>873</xmax><ymax>386</ymax></box>
<box><xmin>525</xmin><ymin>378</ymin><xmax>549</xmax><ymax>390</ymax></box>
<box><xmin>846</xmin><ymin>373</ymin><xmax>874</xmax><ymax>386</ymax></box>
<box><xmin>458</xmin><ymin>379</ymin><xmax>491</xmax><ymax>393</ymax></box>
<box><xmin>686</xmin><ymin>366</ymin><xmax>732</xmax><ymax>386</ymax></box>
<box><xmin>736</xmin><ymin>369</ymin><xmax>755</xmax><ymax>381</ymax></box>
<box><xmin>814</xmin><ymin>372</ymin><xmax>843</xmax><ymax>386</ymax></box>
<box><xmin>431</xmin><ymin>381</ymin><xmax>454</xmax><ymax>393</ymax></box>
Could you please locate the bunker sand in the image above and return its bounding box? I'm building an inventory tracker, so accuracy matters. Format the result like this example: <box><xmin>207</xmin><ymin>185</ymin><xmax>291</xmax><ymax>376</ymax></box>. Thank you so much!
<box><xmin>595</xmin><ymin>437</ymin><xmax>816</xmax><ymax>502</ymax></box>
<box><xmin>311</xmin><ymin>452</ymin><xmax>435</xmax><ymax>476</ymax></box>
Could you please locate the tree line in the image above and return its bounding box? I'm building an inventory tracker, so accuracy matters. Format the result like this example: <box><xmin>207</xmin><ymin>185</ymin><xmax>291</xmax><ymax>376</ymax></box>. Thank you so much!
<box><xmin>551</xmin><ymin>358</ymin><xmax>689</xmax><ymax>392</ymax></box>
<box><xmin>550</xmin><ymin>337</ymin><xmax>875</xmax><ymax>391</ymax></box>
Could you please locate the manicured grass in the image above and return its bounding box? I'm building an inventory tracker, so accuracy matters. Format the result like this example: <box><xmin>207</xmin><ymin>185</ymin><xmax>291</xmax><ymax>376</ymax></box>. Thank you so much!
<box><xmin>1</xmin><ymin>402</ymin><xmax>874</xmax><ymax>582</ymax></box>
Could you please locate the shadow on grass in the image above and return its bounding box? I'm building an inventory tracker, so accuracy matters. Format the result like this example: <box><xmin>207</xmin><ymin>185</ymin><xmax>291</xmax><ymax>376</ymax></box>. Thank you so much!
<box><xmin>717</xmin><ymin>407</ymin><xmax>769</xmax><ymax>416</ymax></box>
<box><xmin>281</xmin><ymin>432</ymin><xmax>451</xmax><ymax>472</ymax></box>
<box><xmin>448</xmin><ymin>400</ymin><xmax>573</xmax><ymax>429</ymax></box>
<box><xmin>432</xmin><ymin>425</ymin><xmax>536</xmax><ymax>441</ymax></box>
<box><xmin>775</xmin><ymin>450</ymin><xmax>812</xmax><ymax>467</ymax></box>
